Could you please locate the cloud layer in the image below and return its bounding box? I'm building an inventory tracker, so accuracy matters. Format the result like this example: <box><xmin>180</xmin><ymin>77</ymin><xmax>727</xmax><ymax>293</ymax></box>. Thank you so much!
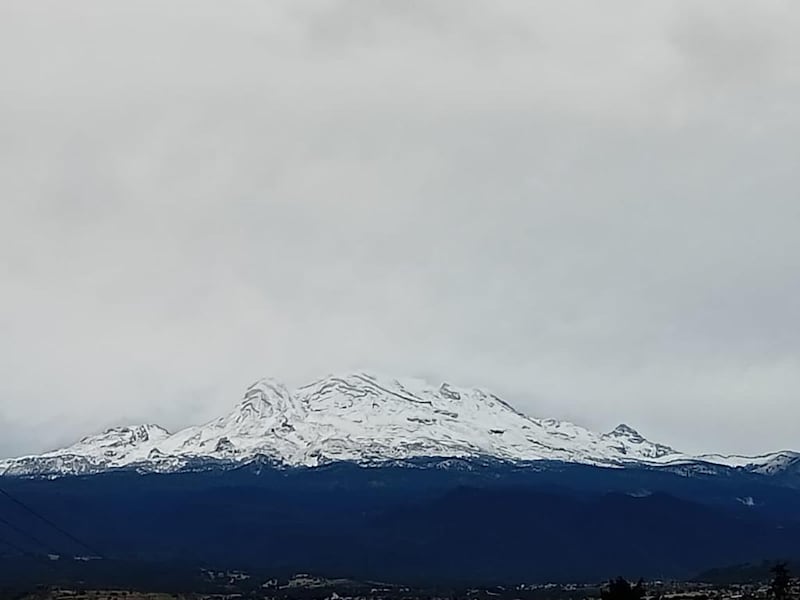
<box><xmin>1</xmin><ymin>0</ymin><xmax>799</xmax><ymax>457</ymax></box>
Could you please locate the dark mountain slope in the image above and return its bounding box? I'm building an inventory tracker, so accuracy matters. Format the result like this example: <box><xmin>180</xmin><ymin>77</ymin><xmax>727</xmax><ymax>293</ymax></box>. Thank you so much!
<box><xmin>3</xmin><ymin>463</ymin><xmax>800</xmax><ymax>582</ymax></box>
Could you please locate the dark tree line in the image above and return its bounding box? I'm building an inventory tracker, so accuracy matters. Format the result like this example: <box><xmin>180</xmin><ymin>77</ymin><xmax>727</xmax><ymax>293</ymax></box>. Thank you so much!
<box><xmin>772</xmin><ymin>562</ymin><xmax>792</xmax><ymax>600</ymax></box>
<box><xmin>602</xmin><ymin>562</ymin><xmax>793</xmax><ymax>600</ymax></box>
<box><xmin>601</xmin><ymin>577</ymin><xmax>646</xmax><ymax>600</ymax></box>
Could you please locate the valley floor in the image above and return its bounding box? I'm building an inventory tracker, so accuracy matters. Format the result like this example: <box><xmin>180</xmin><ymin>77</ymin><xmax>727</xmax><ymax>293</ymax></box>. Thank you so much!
<box><xmin>10</xmin><ymin>580</ymin><xmax>790</xmax><ymax>600</ymax></box>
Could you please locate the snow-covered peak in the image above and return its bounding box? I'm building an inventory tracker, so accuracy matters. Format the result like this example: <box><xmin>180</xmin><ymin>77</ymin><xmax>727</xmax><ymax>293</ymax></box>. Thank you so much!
<box><xmin>73</xmin><ymin>424</ymin><xmax>171</xmax><ymax>450</ymax></box>
<box><xmin>230</xmin><ymin>378</ymin><xmax>299</xmax><ymax>424</ymax></box>
<box><xmin>600</xmin><ymin>423</ymin><xmax>675</xmax><ymax>459</ymax></box>
<box><xmin>689</xmin><ymin>450</ymin><xmax>800</xmax><ymax>473</ymax></box>
<box><xmin>607</xmin><ymin>424</ymin><xmax>643</xmax><ymax>440</ymax></box>
<box><xmin>296</xmin><ymin>372</ymin><xmax>470</xmax><ymax>409</ymax></box>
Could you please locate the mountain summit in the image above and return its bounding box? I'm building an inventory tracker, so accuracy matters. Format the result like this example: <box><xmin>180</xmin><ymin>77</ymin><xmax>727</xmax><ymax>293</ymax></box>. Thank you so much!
<box><xmin>0</xmin><ymin>372</ymin><xmax>793</xmax><ymax>477</ymax></box>
<box><xmin>602</xmin><ymin>423</ymin><xmax>676</xmax><ymax>459</ymax></box>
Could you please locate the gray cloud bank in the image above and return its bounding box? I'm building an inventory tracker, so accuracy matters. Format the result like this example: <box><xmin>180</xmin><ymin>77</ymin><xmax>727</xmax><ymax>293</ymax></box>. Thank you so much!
<box><xmin>1</xmin><ymin>1</ymin><xmax>798</xmax><ymax>458</ymax></box>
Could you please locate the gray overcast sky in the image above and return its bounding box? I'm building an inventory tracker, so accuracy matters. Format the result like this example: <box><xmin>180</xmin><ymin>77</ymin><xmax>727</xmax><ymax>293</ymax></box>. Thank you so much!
<box><xmin>1</xmin><ymin>1</ymin><xmax>799</xmax><ymax>458</ymax></box>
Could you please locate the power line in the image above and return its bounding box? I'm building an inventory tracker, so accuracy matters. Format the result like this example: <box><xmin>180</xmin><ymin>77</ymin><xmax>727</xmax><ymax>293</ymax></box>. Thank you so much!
<box><xmin>0</xmin><ymin>514</ymin><xmax>61</xmax><ymax>556</ymax></box>
<box><xmin>0</xmin><ymin>486</ymin><xmax>103</xmax><ymax>558</ymax></box>
<box><xmin>0</xmin><ymin>529</ymin><xmax>64</xmax><ymax>580</ymax></box>
<box><xmin>0</xmin><ymin>531</ymin><xmax>38</xmax><ymax>558</ymax></box>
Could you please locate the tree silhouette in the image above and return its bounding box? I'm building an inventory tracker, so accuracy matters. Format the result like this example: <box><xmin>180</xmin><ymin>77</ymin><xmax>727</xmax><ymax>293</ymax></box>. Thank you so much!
<box><xmin>601</xmin><ymin>577</ymin><xmax>646</xmax><ymax>600</ymax></box>
<box><xmin>771</xmin><ymin>562</ymin><xmax>791</xmax><ymax>600</ymax></box>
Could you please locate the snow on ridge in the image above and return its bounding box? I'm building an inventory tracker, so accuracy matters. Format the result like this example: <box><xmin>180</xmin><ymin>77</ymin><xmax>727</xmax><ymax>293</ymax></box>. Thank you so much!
<box><xmin>0</xmin><ymin>371</ymin><xmax>794</xmax><ymax>477</ymax></box>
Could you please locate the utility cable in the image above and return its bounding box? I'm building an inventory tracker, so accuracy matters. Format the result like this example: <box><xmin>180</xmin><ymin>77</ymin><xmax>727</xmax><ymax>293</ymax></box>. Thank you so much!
<box><xmin>0</xmin><ymin>514</ymin><xmax>61</xmax><ymax>556</ymax></box>
<box><xmin>0</xmin><ymin>486</ymin><xmax>104</xmax><ymax>558</ymax></box>
<box><xmin>0</xmin><ymin>531</ymin><xmax>37</xmax><ymax>558</ymax></box>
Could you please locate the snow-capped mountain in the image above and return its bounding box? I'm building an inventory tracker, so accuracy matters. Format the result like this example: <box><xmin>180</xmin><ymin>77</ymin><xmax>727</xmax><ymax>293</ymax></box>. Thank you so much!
<box><xmin>0</xmin><ymin>372</ymin><xmax>794</xmax><ymax>477</ymax></box>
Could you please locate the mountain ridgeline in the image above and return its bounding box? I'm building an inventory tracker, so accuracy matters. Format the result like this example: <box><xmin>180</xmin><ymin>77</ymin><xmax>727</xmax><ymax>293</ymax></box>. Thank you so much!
<box><xmin>2</xmin><ymin>372</ymin><xmax>800</xmax><ymax>583</ymax></box>
<box><xmin>2</xmin><ymin>372</ymin><xmax>796</xmax><ymax>477</ymax></box>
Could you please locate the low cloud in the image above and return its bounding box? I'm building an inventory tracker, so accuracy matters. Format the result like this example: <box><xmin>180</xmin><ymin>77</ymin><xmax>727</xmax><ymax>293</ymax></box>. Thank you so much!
<box><xmin>1</xmin><ymin>0</ymin><xmax>798</xmax><ymax>457</ymax></box>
